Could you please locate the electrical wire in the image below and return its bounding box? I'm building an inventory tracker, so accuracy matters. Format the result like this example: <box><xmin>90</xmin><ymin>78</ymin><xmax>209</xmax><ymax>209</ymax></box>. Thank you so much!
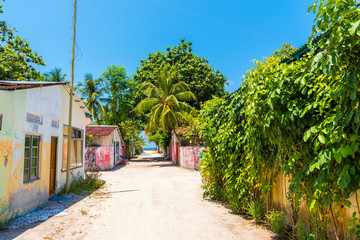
<box><xmin>3</xmin><ymin>0</ymin><xmax>22</xmax><ymax>7</ymax></box>
<box><xmin>154</xmin><ymin>0</ymin><xmax>280</xmax><ymax>42</ymax></box>
<box><xmin>75</xmin><ymin>40</ymin><xmax>83</xmax><ymax>61</ymax></box>
<box><xmin>92</xmin><ymin>0</ymin><xmax>136</xmax><ymax>56</ymax></box>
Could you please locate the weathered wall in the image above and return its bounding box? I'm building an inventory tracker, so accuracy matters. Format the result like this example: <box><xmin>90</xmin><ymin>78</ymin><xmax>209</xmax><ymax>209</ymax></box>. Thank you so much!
<box><xmin>84</xmin><ymin>146</ymin><xmax>115</xmax><ymax>170</ymax></box>
<box><xmin>271</xmin><ymin>171</ymin><xmax>360</xmax><ymax>239</ymax></box>
<box><xmin>0</xmin><ymin>87</ymin><xmax>59</xmax><ymax>223</ymax></box>
<box><xmin>91</xmin><ymin>133</ymin><xmax>113</xmax><ymax>147</ymax></box>
<box><xmin>171</xmin><ymin>134</ymin><xmax>178</xmax><ymax>165</ymax></box>
<box><xmin>0</xmin><ymin>90</ymin><xmax>26</xmax><ymax>223</ymax></box>
<box><xmin>179</xmin><ymin>147</ymin><xmax>205</xmax><ymax>170</ymax></box>
<box><xmin>57</xmin><ymin>86</ymin><xmax>86</xmax><ymax>191</ymax></box>
<box><xmin>0</xmin><ymin>85</ymin><xmax>87</xmax><ymax>224</ymax></box>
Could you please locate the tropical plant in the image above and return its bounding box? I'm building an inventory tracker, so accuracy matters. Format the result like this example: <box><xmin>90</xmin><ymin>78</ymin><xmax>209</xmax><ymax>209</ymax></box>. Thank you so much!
<box><xmin>75</xmin><ymin>74</ymin><xmax>108</xmax><ymax>124</ymax></box>
<box><xmin>266</xmin><ymin>211</ymin><xmax>286</xmax><ymax>236</ymax></box>
<box><xmin>135</xmin><ymin>67</ymin><xmax>196</xmax><ymax>140</ymax></box>
<box><xmin>134</xmin><ymin>38</ymin><xmax>228</xmax><ymax>109</ymax></box>
<box><xmin>44</xmin><ymin>67</ymin><xmax>66</xmax><ymax>82</ymax></box>
<box><xmin>0</xmin><ymin>2</ymin><xmax>45</xmax><ymax>81</ymax></box>
<box><xmin>247</xmin><ymin>199</ymin><xmax>265</xmax><ymax>223</ymax></box>
<box><xmin>198</xmin><ymin>0</ymin><xmax>360</xmax><ymax>238</ymax></box>
<box><xmin>100</xmin><ymin>65</ymin><xmax>138</xmax><ymax>125</ymax></box>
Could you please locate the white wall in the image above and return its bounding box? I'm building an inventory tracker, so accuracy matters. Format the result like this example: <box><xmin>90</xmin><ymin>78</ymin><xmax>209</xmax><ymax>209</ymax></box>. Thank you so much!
<box><xmin>57</xmin><ymin>86</ymin><xmax>86</xmax><ymax>192</ymax></box>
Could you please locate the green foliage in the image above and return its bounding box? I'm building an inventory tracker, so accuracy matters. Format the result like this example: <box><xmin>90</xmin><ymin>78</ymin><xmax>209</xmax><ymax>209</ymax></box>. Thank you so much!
<box><xmin>75</xmin><ymin>74</ymin><xmax>108</xmax><ymax>124</ymax></box>
<box><xmin>44</xmin><ymin>67</ymin><xmax>66</xmax><ymax>82</ymax></box>
<box><xmin>247</xmin><ymin>199</ymin><xmax>265</xmax><ymax>222</ymax></box>
<box><xmin>266</xmin><ymin>211</ymin><xmax>286</xmax><ymax>236</ymax></box>
<box><xmin>295</xmin><ymin>219</ymin><xmax>316</xmax><ymax>240</ymax></box>
<box><xmin>66</xmin><ymin>171</ymin><xmax>105</xmax><ymax>195</ymax></box>
<box><xmin>198</xmin><ymin>1</ymin><xmax>360</xmax><ymax>238</ymax></box>
<box><xmin>118</xmin><ymin>119</ymin><xmax>145</xmax><ymax>151</ymax></box>
<box><xmin>348</xmin><ymin>212</ymin><xmax>360</xmax><ymax>239</ymax></box>
<box><xmin>135</xmin><ymin>66</ymin><xmax>196</xmax><ymax>135</ymax></box>
<box><xmin>148</xmin><ymin>131</ymin><xmax>171</xmax><ymax>150</ymax></box>
<box><xmin>0</xmin><ymin>1</ymin><xmax>45</xmax><ymax>80</ymax></box>
<box><xmin>134</xmin><ymin>38</ymin><xmax>228</xmax><ymax>109</ymax></box>
<box><xmin>100</xmin><ymin>65</ymin><xmax>138</xmax><ymax>125</ymax></box>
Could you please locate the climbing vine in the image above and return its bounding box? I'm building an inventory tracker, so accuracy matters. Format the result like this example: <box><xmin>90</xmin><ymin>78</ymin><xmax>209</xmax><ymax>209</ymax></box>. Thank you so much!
<box><xmin>198</xmin><ymin>0</ymin><xmax>360</xmax><ymax>238</ymax></box>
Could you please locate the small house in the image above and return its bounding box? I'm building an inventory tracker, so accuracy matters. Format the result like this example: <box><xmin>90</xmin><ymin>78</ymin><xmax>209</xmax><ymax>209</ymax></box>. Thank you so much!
<box><xmin>0</xmin><ymin>81</ymin><xmax>92</xmax><ymax>224</ymax></box>
<box><xmin>85</xmin><ymin>125</ymin><xmax>125</xmax><ymax>170</ymax></box>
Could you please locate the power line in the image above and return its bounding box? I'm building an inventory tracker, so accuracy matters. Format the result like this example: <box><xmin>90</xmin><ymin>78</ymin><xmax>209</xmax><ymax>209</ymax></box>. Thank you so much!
<box><xmin>3</xmin><ymin>0</ymin><xmax>22</xmax><ymax>7</ymax></box>
<box><xmin>154</xmin><ymin>0</ymin><xmax>280</xmax><ymax>42</ymax></box>
<box><xmin>75</xmin><ymin>40</ymin><xmax>83</xmax><ymax>61</ymax></box>
<box><xmin>92</xmin><ymin>0</ymin><xmax>135</xmax><ymax>56</ymax></box>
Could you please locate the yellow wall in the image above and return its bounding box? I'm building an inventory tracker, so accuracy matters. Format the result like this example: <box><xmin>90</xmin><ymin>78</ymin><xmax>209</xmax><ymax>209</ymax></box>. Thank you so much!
<box><xmin>271</xmin><ymin>171</ymin><xmax>360</xmax><ymax>239</ymax></box>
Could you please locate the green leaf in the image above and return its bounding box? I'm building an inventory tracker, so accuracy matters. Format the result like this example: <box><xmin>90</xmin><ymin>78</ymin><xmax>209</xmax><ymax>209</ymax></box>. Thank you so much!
<box><xmin>340</xmin><ymin>145</ymin><xmax>353</xmax><ymax>158</ymax></box>
<box><xmin>318</xmin><ymin>134</ymin><xmax>326</xmax><ymax>144</ymax></box>
<box><xmin>349</xmin><ymin>20</ymin><xmax>360</xmax><ymax>35</ymax></box>
<box><xmin>335</xmin><ymin>153</ymin><xmax>342</xmax><ymax>163</ymax></box>
<box><xmin>350</xmin><ymin>166</ymin><xmax>356</xmax><ymax>175</ymax></box>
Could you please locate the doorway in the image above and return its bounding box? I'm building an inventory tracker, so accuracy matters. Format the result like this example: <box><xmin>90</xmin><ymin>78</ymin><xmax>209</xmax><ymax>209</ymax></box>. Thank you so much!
<box><xmin>49</xmin><ymin>137</ymin><xmax>57</xmax><ymax>196</ymax></box>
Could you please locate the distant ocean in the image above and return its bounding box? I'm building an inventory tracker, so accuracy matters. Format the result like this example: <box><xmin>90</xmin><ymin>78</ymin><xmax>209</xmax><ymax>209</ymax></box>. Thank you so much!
<box><xmin>143</xmin><ymin>147</ymin><xmax>156</xmax><ymax>150</ymax></box>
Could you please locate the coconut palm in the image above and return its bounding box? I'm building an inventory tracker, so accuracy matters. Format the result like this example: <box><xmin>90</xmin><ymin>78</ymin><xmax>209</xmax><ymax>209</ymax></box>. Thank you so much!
<box><xmin>135</xmin><ymin>67</ymin><xmax>196</xmax><ymax>140</ymax></box>
<box><xmin>44</xmin><ymin>67</ymin><xmax>66</xmax><ymax>82</ymax></box>
<box><xmin>75</xmin><ymin>74</ymin><xmax>108</xmax><ymax>124</ymax></box>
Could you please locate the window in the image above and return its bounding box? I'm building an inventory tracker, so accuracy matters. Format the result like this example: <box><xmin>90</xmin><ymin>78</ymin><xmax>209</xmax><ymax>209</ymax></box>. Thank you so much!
<box><xmin>24</xmin><ymin>135</ymin><xmax>40</xmax><ymax>182</ymax></box>
<box><xmin>26</xmin><ymin>112</ymin><xmax>42</xmax><ymax>124</ymax></box>
<box><xmin>62</xmin><ymin>126</ymin><xmax>83</xmax><ymax>170</ymax></box>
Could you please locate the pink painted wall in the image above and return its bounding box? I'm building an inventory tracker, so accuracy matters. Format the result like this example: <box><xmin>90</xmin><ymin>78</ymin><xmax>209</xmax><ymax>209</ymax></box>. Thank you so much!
<box><xmin>179</xmin><ymin>146</ymin><xmax>205</xmax><ymax>170</ymax></box>
<box><xmin>171</xmin><ymin>134</ymin><xmax>178</xmax><ymax>165</ymax></box>
<box><xmin>85</xmin><ymin>146</ymin><xmax>119</xmax><ymax>170</ymax></box>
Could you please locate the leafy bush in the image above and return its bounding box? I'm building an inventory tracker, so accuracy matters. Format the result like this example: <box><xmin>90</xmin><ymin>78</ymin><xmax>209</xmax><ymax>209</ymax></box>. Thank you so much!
<box><xmin>266</xmin><ymin>211</ymin><xmax>286</xmax><ymax>236</ymax></box>
<box><xmin>247</xmin><ymin>200</ymin><xmax>265</xmax><ymax>222</ymax></box>
<box><xmin>67</xmin><ymin>171</ymin><xmax>105</xmax><ymax>195</ymax></box>
<box><xmin>197</xmin><ymin>1</ymin><xmax>360</xmax><ymax>238</ymax></box>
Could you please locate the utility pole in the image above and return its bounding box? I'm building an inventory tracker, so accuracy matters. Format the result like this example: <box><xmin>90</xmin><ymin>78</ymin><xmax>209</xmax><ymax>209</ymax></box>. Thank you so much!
<box><xmin>66</xmin><ymin>0</ymin><xmax>77</xmax><ymax>193</ymax></box>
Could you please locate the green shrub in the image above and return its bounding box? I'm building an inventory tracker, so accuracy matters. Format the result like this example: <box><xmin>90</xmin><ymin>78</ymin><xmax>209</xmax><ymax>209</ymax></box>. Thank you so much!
<box><xmin>247</xmin><ymin>199</ymin><xmax>265</xmax><ymax>222</ymax></box>
<box><xmin>295</xmin><ymin>219</ymin><xmax>314</xmax><ymax>240</ymax></box>
<box><xmin>266</xmin><ymin>211</ymin><xmax>286</xmax><ymax>236</ymax></box>
<box><xmin>67</xmin><ymin>171</ymin><xmax>105</xmax><ymax>195</ymax></box>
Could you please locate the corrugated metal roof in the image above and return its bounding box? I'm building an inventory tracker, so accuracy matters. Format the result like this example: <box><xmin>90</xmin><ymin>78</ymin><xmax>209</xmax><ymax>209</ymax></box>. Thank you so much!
<box><xmin>86</xmin><ymin>125</ymin><xmax>120</xmax><ymax>137</ymax></box>
<box><xmin>0</xmin><ymin>80</ymin><xmax>92</xmax><ymax>115</ymax></box>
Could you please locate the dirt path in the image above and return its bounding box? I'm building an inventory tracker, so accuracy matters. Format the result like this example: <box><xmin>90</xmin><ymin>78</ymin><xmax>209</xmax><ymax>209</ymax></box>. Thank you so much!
<box><xmin>1</xmin><ymin>151</ymin><xmax>275</xmax><ymax>240</ymax></box>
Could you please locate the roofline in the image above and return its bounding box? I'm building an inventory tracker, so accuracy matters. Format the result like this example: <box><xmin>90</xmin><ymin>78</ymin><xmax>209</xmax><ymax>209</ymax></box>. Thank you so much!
<box><xmin>0</xmin><ymin>80</ymin><xmax>67</xmax><ymax>90</ymax></box>
<box><xmin>0</xmin><ymin>80</ymin><xmax>92</xmax><ymax>116</ymax></box>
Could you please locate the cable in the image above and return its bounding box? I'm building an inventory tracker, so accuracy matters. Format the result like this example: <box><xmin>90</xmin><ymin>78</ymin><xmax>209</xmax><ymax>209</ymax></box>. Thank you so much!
<box><xmin>92</xmin><ymin>0</ymin><xmax>136</xmax><ymax>56</ymax></box>
<box><xmin>75</xmin><ymin>40</ymin><xmax>83</xmax><ymax>61</ymax></box>
<box><xmin>154</xmin><ymin>0</ymin><xmax>280</xmax><ymax>42</ymax></box>
<box><xmin>3</xmin><ymin>0</ymin><xmax>22</xmax><ymax>7</ymax></box>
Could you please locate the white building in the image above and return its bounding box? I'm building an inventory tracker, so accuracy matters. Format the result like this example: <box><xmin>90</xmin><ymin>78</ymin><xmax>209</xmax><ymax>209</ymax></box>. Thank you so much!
<box><xmin>0</xmin><ymin>81</ymin><xmax>92</xmax><ymax>224</ymax></box>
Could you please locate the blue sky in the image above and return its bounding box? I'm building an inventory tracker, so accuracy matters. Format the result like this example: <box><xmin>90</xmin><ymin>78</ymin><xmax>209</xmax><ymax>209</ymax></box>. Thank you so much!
<box><xmin>3</xmin><ymin>0</ymin><xmax>315</xmax><ymax>147</ymax></box>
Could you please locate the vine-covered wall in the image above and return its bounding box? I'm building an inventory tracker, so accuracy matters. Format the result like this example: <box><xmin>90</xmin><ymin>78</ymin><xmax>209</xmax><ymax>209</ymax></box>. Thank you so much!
<box><xmin>198</xmin><ymin>1</ymin><xmax>360</xmax><ymax>239</ymax></box>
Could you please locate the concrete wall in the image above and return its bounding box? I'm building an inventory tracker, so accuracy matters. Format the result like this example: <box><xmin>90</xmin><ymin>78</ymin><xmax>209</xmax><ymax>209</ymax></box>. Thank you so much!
<box><xmin>84</xmin><ymin>146</ymin><xmax>117</xmax><ymax>170</ymax></box>
<box><xmin>0</xmin><ymin>90</ymin><xmax>27</xmax><ymax>223</ymax></box>
<box><xmin>179</xmin><ymin>146</ymin><xmax>205</xmax><ymax>170</ymax></box>
<box><xmin>91</xmin><ymin>133</ymin><xmax>113</xmax><ymax>147</ymax></box>
<box><xmin>271</xmin><ymin>171</ymin><xmax>360</xmax><ymax>239</ymax></box>
<box><xmin>0</xmin><ymin>85</ymin><xmax>87</xmax><ymax>224</ymax></box>
<box><xmin>57</xmin><ymin>86</ymin><xmax>86</xmax><ymax>191</ymax></box>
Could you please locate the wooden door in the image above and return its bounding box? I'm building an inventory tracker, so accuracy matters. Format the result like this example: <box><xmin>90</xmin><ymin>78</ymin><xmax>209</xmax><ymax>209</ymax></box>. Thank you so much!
<box><xmin>49</xmin><ymin>137</ymin><xmax>57</xmax><ymax>196</ymax></box>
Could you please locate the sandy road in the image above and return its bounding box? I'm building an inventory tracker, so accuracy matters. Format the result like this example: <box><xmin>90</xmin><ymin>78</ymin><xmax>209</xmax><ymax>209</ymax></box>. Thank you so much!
<box><xmin>1</xmin><ymin>151</ymin><xmax>274</xmax><ymax>240</ymax></box>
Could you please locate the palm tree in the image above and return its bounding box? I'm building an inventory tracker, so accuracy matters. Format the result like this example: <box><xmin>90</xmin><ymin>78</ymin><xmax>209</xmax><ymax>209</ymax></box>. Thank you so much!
<box><xmin>75</xmin><ymin>74</ymin><xmax>108</xmax><ymax>124</ymax></box>
<box><xmin>135</xmin><ymin>67</ymin><xmax>196</xmax><ymax>141</ymax></box>
<box><xmin>44</xmin><ymin>67</ymin><xmax>66</xmax><ymax>82</ymax></box>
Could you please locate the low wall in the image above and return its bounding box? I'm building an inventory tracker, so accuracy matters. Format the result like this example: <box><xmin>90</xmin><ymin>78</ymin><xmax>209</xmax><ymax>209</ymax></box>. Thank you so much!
<box><xmin>272</xmin><ymin>170</ymin><xmax>360</xmax><ymax>239</ymax></box>
<box><xmin>85</xmin><ymin>146</ymin><xmax>118</xmax><ymax>171</ymax></box>
<box><xmin>179</xmin><ymin>146</ymin><xmax>205</xmax><ymax>170</ymax></box>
